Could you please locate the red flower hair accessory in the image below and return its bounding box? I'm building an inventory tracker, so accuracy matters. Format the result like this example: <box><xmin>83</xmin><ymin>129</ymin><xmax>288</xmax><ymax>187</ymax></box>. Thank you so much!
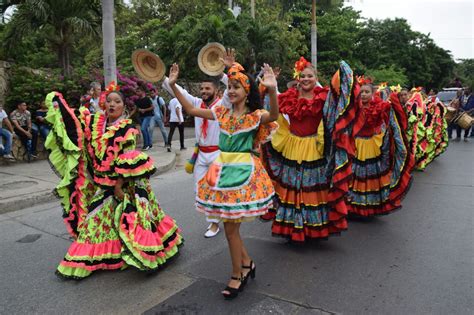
<box><xmin>106</xmin><ymin>81</ymin><xmax>120</xmax><ymax>93</ymax></box>
<box><xmin>99</xmin><ymin>81</ymin><xmax>121</xmax><ymax>109</ymax></box>
<box><xmin>228</xmin><ymin>63</ymin><xmax>250</xmax><ymax>93</ymax></box>
<box><xmin>293</xmin><ymin>56</ymin><xmax>312</xmax><ymax>80</ymax></box>
<box><xmin>356</xmin><ymin>75</ymin><xmax>373</xmax><ymax>86</ymax></box>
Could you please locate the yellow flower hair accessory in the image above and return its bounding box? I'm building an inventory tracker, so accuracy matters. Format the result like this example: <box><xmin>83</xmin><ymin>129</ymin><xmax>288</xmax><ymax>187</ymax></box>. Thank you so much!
<box><xmin>377</xmin><ymin>82</ymin><xmax>388</xmax><ymax>92</ymax></box>
<box><xmin>293</xmin><ymin>56</ymin><xmax>312</xmax><ymax>80</ymax></box>
<box><xmin>390</xmin><ymin>84</ymin><xmax>402</xmax><ymax>93</ymax></box>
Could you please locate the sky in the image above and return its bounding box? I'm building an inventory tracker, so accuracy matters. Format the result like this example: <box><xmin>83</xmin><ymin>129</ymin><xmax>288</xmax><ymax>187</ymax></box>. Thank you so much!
<box><xmin>344</xmin><ymin>0</ymin><xmax>473</xmax><ymax>60</ymax></box>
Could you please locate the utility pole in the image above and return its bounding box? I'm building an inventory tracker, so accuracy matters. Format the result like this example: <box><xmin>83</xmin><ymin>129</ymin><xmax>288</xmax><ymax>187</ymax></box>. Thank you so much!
<box><xmin>228</xmin><ymin>0</ymin><xmax>232</xmax><ymax>9</ymax></box>
<box><xmin>250</xmin><ymin>0</ymin><xmax>256</xmax><ymax>72</ymax></box>
<box><xmin>102</xmin><ymin>0</ymin><xmax>117</xmax><ymax>85</ymax></box>
<box><xmin>311</xmin><ymin>0</ymin><xmax>317</xmax><ymax>71</ymax></box>
<box><xmin>251</xmin><ymin>0</ymin><xmax>255</xmax><ymax>19</ymax></box>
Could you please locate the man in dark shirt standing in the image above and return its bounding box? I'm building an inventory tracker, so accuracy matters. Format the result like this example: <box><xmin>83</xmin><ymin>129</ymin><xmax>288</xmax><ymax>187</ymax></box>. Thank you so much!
<box><xmin>135</xmin><ymin>86</ymin><xmax>154</xmax><ymax>151</ymax></box>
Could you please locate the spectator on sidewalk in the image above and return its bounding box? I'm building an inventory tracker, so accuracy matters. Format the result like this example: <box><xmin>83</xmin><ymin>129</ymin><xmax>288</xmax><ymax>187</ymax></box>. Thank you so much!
<box><xmin>135</xmin><ymin>86</ymin><xmax>154</xmax><ymax>151</ymax></box>
<box><xmin>88</xmin><ymin>82</ymin><xmax>102</xmax><ymax>114</ymax></box>
<box><xmin>167</xmin><ymin>97</ymin><xmax>186</xmax><ymax>152</ymax></box>
<box><xmin>32</xmin><ymin>101</ymin><xmax>51</xmax><ymax>140</ymax></box>
<box><xmin>10</xmin><ymin>100</ymin><xmax>38</xmax><ymax>161</ymax></box>
<box><xmin>149</xmin><ymin>88</ymin><xmax>168</xmax><ymax>146</ymax></box>
<box><xmin>0</xmin><ymin>105</ymin><xmax>15</xmax><ymax>161</ymax></box>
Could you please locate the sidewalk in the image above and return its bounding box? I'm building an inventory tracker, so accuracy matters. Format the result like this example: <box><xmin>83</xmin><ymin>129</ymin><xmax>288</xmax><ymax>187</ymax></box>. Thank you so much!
<box><xmin>0</xmin><ymin>135</ymin><xmax>196</xmax><ymax>214</ymax></box>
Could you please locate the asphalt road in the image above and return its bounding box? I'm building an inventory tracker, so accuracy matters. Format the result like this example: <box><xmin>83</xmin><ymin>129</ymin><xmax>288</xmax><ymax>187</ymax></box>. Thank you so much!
<box><xmin>0</xmin><ymin>140</ymin><xmax>472</xmax><ymax>315</ymax></box>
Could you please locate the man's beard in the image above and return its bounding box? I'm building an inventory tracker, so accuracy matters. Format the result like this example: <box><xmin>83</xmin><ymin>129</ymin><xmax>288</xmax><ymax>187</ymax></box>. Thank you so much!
<box><xmin>202</xmin><ymin>93</ymin><xmax>217</xmax><ymax>104</ymax></box>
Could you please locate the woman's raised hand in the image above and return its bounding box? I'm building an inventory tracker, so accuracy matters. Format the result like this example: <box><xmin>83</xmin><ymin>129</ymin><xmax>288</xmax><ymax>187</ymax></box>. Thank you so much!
<box><xmin>220</xmin><ymin>48</ymin><xmax>236</xmax><ymax>69</ymax></box>
<box><xmin>168</xmin><ymin>63</ymin><xmax>180</xmax><ymax>85</ymax></box>
<box><xmin>260</xmin><ymin>63</ymin><xmax>277</xmax><ymax>91</ymax></box>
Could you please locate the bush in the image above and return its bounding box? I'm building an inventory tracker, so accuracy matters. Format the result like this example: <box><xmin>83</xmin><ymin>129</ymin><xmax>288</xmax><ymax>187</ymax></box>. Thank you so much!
<box><xmin>5</xmin><ymin>65</ymin><xmax>160</xmax><ymax>114</ymax></box>
<box><xmin>5</xmin><ymin>65</ymin><xmax>87</xmax><ymax>112</ymax></box>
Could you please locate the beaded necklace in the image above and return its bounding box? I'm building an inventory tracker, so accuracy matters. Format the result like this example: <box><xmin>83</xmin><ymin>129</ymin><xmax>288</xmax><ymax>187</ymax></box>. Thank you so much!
<box><xmin>228</xmin><ymin>105</ymin><xmax>248</xmax><ymax>133</ymax></box>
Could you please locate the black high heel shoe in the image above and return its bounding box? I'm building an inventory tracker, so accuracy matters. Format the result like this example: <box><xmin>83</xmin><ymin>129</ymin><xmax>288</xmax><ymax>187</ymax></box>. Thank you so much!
<box><xmin>242</xmin><ymin>260</ymin><xmax>256</xmax><ymax>283</ymax></box>
<box><xmin>222</xmin><ymin>275</ymin><xmax>243</xmax><ymax>300</ymax></box>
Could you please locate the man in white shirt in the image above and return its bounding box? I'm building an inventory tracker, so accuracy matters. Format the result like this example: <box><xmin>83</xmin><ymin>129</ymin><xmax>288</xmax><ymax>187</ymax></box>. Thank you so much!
<box><xmin>162</xmin><ymin>75</ymin><xmax>231</xmax><ymax>238</ymax></box>
<box><xmin>167</xmin><ymin>98</ymin><xmax>186</xmax><ymax>151</ymax></box>
<box><xmin>0</xmin><ymin>106</ymin><xmax>15</xmax><ymax>161</ymax></box>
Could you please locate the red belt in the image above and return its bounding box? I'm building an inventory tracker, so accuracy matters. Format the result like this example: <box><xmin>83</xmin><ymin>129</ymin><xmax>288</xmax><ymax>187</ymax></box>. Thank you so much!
<box><xmin>199</xmin><ymin>145</ymin><xmax>219</xmax><ymax>153</ymax></box>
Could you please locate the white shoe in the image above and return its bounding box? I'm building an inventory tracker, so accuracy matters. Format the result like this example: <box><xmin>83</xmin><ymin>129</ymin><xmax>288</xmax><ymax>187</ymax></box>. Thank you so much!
<box><xmin>3</xmin><ymin>154</ymin><xmax>15</xmax><ymax>161</ymax></box>
<box><xmin>204</xmin><ymin>224</ymin><xmax>220</xmax><ymax>238</ymax></box>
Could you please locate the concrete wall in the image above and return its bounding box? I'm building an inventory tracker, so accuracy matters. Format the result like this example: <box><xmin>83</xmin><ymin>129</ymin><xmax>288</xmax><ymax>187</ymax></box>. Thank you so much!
<box><xmin>0</xmin><ymin>61</ymin><xmax>11</xmax><ymax>108</ymax></box>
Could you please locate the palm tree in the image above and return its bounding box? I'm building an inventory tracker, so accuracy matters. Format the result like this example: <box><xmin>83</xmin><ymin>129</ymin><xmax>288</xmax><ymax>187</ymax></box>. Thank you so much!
<box><xmin>3</xmin><ymin>0</ymin><xmax>101</xmax><ymax>76</ymax></box>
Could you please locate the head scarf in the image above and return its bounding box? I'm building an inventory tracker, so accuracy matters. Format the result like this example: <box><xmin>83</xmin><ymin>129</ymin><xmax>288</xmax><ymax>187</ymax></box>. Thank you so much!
<box><xmin>227</xmin><ymin>63</ymin><xmax>250</xmax><ymax>93</ymax></box>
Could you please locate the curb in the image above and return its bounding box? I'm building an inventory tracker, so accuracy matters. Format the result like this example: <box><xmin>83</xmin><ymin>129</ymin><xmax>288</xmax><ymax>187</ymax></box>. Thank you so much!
<box><xmin>152</xmin><ymin>151</ymin><xmax>177</xmax><ymax>177</ymax></box>
<box><xmin>0</xmin><ymin>152</ymin><xmax>177</xmax><ymax>214</ymax></box>
<box><xmin>0</xmin><ymin>191</ymin><xmax>56</xmax><ymax>214</ymax></box>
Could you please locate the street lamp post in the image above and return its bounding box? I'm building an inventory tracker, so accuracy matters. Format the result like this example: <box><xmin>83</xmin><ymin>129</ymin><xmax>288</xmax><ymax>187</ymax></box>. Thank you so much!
<box><xmin>102</xmin><ymin>0</ymin><xmax>117</xmax><ymax>85</ymax></box>
<box><xmin>311</xmin><ymin>0</ymin><xmax>317</xmax><ymax>71</ymax></box>
<box><xmin>251</xmin><ymin>0</ymin><xmax>255</xmax><ymax>19</ymax></box>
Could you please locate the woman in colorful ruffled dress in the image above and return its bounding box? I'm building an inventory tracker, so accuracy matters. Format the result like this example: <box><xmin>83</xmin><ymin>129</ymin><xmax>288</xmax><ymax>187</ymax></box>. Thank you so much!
<box><xmin>45</xmin><ymin>85</ymin><xmax>182</xmax><ymax>279</ymax></box>
<box><xmin>260</xmin><ymin>57</ymin><xmax>356</xmax><ymax>242</ymax></box>
<box><xmin>408</xmin><ymin>90</ymin><xmax>430</xmax><ymax>170</ymax></box>
<box><xmin>346</xmin><ymin>79</ymin><xmax>412</xmax><ymax>217</ymax></box>
<box><xmin>433</xmin><ymin>101</ymin><xmax>449</xmax><ymax>157</ymax></box>
<box><xmin>389</xmin><ymin>87</ymin><xmax>416</xmax><ymax>175</ymax></box>
<box><xmin>168</xmin><ymin>62</ymin><xmax>278</xmax><ymax>299</ymax></box>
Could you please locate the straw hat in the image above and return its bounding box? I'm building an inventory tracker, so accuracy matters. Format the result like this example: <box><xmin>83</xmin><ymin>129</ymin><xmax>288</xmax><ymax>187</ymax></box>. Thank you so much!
<box><xmin>131</xmin><ymin>49</ymin><xmax>166</xmax><ymax>82</ymax></box>
<box><xmin>197</xmin><ymin>42</ymin><xmax>226</xmax><ymax>76</ymax></box>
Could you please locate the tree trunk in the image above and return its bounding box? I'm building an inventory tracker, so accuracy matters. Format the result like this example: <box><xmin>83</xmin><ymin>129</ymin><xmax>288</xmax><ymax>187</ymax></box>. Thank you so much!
<box><xmin>58</xmin><ymin>44</ymin><xmax>71</xmax><ymax>76</ymax></box>
<box><xmin>102</xmin><ymin>0</ymin><xmax>117</xmax><ymax>86</ymax></box>
<box><xmin>311</xmin><ymin>0</ymin><xmax>317</xmax><ymax>71</ymax></box>
<box><xmin>65</xmin><ymin>45</ymin><xmax>71</xmax><ymax>77</ymax></box>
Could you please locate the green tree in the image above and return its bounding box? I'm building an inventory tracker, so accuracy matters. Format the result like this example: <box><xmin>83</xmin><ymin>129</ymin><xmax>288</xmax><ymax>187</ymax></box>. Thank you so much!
<box><xmin>354</xmin><ymin>18</ymin><xmax>455</xmax><ymax>89</ymax></box>
<box><xmin>365</xmin><ymin>65</ymin><xmax>408</xmax><ymax>86</ymax></box>
<box><xmin>3</xmin><ymin>0</ymin><xmax>101</xmax><ymax>75</ymax></box>
<box><xmin>453</xmin><ymin>59</ymin><xmax>474</xmax><ymax>89</ymax></box>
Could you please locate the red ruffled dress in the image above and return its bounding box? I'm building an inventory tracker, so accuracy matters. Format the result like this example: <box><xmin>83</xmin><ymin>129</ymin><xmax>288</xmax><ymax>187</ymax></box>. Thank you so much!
<box><xmin>347</xmin><ymin>96</ymin><xmax>413</xmax><ymax>216</ymax></box>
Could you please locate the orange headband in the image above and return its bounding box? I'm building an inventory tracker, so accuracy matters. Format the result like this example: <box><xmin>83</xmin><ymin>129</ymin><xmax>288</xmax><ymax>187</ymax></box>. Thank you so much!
<box><xmin>227</xmin><ymin>63</ymin><xmax>250</xmax><ymax>93</ymax></box>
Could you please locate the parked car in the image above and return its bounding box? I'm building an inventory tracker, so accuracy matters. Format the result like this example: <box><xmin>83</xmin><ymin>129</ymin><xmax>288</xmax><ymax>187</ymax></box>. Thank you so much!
<box><xmin>437</xmin><ymin>88</ymin><xmax>463</xmax><ymax>105</ymax></box>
